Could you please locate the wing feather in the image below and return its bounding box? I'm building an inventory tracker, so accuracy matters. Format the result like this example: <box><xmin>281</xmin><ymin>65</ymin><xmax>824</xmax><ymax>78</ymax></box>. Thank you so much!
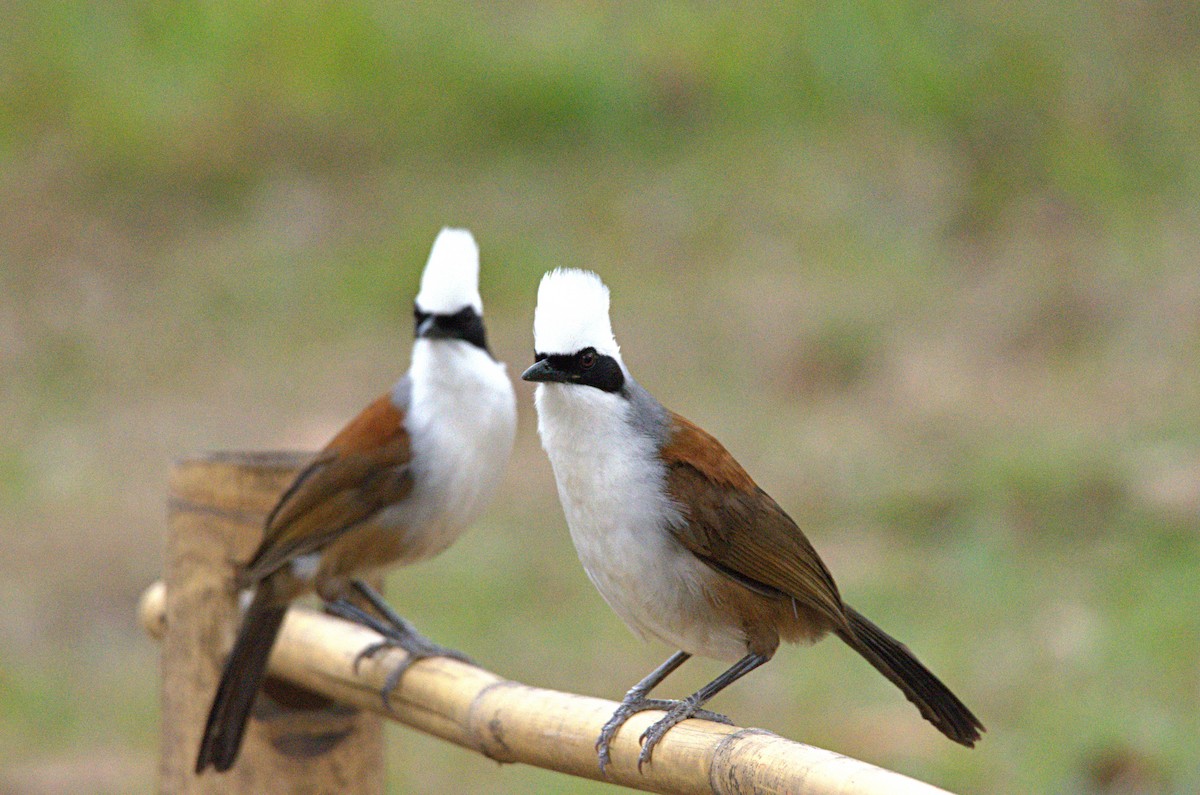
<box><xmin>661</xmin><ymin>412</ymin><xmax>845</xmax><ymax>626</ymax></box>
<box><xmin>243</xmin><ymin>393</ymin><xmax>413</xmax><ymax>582</ymax></box>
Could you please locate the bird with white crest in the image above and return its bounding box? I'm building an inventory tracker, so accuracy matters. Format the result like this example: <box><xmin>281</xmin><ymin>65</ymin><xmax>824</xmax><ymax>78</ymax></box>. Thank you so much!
<box><xmin>196</xmin><ymin>228</ymin><xmax>517</xmax><ymax>774</ymax></box>
<box><xmin>523</xmin><ymin>268</ymin><xmax>982</xmax><ymax>773</ymax></box>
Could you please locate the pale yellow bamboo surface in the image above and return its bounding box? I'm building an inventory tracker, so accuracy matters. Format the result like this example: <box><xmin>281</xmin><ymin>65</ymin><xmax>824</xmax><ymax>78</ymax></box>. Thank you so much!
<box><xmin>139</xmin><ymin>580</ymin><xmax>955</xmax><ymax>795</ymax></box>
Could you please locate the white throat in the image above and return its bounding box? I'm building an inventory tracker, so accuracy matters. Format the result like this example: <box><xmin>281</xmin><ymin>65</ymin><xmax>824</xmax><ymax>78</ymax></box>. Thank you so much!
<box><xmin>390</xmin><ymin>338</ymin><xmax>516</xmax><ymax>560</ymax></box>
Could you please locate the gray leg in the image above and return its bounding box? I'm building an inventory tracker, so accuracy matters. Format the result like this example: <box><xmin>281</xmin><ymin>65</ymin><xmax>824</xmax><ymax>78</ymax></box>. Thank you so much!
<box><xmin>325</xmin><ymin>580</ymin><xmax>474</xmax><ymax>711</ymax></box>
<box><xmin>636</xmin><ymin>652</ymin><xmax>769</xmax><ymax>770</ymax></box>
<box><xmin>596</xmin><ymin>650</ymin><xmax>733</xmax><ymax>775</ymax></box>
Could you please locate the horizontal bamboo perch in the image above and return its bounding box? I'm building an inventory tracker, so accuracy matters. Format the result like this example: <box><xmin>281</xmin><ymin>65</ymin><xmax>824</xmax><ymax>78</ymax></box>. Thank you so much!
<box><xmin>141</xmin><ymin>579</ymin><xmax>954</xmax><ymax>795</ymax></box>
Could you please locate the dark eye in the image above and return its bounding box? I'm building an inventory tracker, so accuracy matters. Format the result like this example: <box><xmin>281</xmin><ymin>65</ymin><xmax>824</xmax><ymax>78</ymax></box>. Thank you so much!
<box><xmin>579</xmin><ymin>350</ymin><xmax>596</xmax><ymax>369</ymax></box>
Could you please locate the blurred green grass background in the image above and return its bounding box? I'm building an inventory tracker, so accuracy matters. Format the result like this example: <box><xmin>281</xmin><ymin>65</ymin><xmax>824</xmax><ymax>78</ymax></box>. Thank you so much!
<box><xmin>2</xmin><ymin>2</ymin><xmax>1198</xmax><ymax>792</ymax></box>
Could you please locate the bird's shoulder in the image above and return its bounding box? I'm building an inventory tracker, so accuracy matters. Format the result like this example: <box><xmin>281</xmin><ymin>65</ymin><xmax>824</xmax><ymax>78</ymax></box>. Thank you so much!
<box><xmin>659</xmin><ymin>411</ymin><xmax>757</xmax><ymax>491</ymax></box>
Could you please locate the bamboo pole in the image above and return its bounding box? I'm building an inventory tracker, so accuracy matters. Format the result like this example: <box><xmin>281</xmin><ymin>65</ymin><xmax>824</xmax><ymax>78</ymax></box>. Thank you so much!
<box><xmin>142</xmin><ymin>576</ymin><xmax>956</xmax><ymax>793</ymax></box>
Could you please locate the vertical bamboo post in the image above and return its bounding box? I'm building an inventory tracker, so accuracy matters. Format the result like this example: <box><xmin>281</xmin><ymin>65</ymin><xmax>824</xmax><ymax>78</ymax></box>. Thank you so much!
<box><xmin>160</xmin><ymin>452</ymin><xmax>384</xmax><ymax>794</ymax></box>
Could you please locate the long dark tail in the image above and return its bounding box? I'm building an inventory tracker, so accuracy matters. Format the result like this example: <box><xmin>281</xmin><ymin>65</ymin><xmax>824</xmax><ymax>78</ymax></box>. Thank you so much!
<box><xmin>836</xmin><ymin>606</ymin><xmax>984</xmax><ymax>747</ymax></box>
<box><xmin>195</xmin><ymin>585</ymin><xmax>288</xmax><ymax>773</ymax></box>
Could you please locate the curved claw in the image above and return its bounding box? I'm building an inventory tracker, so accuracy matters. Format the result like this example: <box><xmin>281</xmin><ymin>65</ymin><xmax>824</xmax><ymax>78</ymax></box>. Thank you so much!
<box><xmin>636</xmin><ymin>701</ymin><xmax>732</xmax><ymax>772</ymax></box>
<box><xmin>377</xmin><ymin>655</ymin><xmax>415</xmax><ymax>713</ymax></box>
<box><xmin>328</xmin><ymin>594</ymin><xmax>474</xmax><ymax>709</ymax></box>
<box><xmin>354</xmin><ymin>635</ymin><xmax>475</xmax><ymax>711</ymax></box>
<box><xmin>596</xmin><ymin>707</ymin><xmax>633</xmax><ymax>774</ymax></box>
<box><xmin>595</xmin><ymin>698</ymin><xmax>681</xmax><ymax>775</ymax></box>
<box><xmin>597</xmin><ymin>701</ymin><xmax>657</xmax><ymax>773</ymax></box>
<box><xmin>352</xmin><ymin>640</ymin><xmax>392</xmax><ymax>674</ymax></box>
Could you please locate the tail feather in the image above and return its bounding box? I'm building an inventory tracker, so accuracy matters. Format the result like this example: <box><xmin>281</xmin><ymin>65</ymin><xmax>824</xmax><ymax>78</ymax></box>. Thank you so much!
<box><xmin>195</xmin><ymin>586</ymin><xmax>288</xmax><ymax>773</ymax></box>
<box><xmin>836</xmin><ymin>606</ymin><xmax>984</xmax><ymax>747</ymax></box>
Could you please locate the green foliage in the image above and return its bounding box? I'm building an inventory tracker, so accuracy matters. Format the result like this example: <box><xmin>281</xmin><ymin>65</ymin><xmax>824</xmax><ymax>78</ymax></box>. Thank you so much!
<box><xmin>5</xmin><ymin>2</ymin><xmax>1196</xmax><ymax>217</ymax></box>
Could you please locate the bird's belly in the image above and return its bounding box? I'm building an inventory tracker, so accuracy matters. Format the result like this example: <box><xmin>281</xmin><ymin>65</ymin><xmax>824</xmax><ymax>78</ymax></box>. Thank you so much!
<box><xmin>564</xmin><ymin>489</ymin><xmax>749</xmax><ymax>663</ymax></box>
<box><xmin>394</xmin><ymin>379</ymin><xmax>516</xmax><ymax>562</ymax></box>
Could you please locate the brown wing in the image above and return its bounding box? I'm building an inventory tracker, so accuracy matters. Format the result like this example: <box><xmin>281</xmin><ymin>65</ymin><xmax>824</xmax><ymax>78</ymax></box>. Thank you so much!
<box><xmin>661</xmin><ymin>412</ymin><xmax>846</xmax><ymax>626</ymax></box>
<box><xmin>243</xmin><ymin>393</ymin><xmax>413</xmax><ymax>583</ymax></box>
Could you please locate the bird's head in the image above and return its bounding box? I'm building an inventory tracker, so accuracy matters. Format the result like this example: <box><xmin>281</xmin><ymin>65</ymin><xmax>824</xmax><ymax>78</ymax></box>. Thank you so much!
<box><xmin>413</xmin><ymin>228</ymin><xmax>488</xmax><ymax>351</ymax></box>
<box><xmin>522</xmin><ymin>268</ymin><xmax>625</xmax><ymax>393</ymax></box>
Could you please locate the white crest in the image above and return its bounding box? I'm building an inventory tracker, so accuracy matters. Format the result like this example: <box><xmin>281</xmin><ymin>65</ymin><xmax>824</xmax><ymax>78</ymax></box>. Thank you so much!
<box><xmin>415</xmin><ymin>228</ymin><xmax>483</xmax><ymax>314</ymax></box>
<box><xmin>533</xmin><ymin>268</ymin><xmax>621</xmax><ymax>359</ymax></box>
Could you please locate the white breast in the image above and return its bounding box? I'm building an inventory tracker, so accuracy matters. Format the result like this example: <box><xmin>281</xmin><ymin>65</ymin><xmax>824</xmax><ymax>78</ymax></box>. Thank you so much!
<box><xmin>381</xmin><ymin>339</ymin><xmax>516</xmax><ymax>561</ymax></box>
<box><xmin>534</xmin><ymin>383</ymin><xmax>748</xmax><ymax>662</ymax></box>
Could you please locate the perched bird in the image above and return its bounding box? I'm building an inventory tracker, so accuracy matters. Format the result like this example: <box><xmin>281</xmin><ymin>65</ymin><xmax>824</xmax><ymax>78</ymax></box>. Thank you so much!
<box><xmin>195</xmin><ymin>228</ymin><xmax>517</xmax><ymax>774</ymax></box>
<box><xmin>522</xmin><ymin>269</ymin><xmax>982</xmax><ymax>772</ymax></box>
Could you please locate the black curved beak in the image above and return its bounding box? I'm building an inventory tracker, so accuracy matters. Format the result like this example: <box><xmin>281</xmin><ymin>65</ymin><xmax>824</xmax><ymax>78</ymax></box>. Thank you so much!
<box><xmin>521</xmin><ymin>359</ymin><xmax>569</xmax><ymax>383</ymax></box>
